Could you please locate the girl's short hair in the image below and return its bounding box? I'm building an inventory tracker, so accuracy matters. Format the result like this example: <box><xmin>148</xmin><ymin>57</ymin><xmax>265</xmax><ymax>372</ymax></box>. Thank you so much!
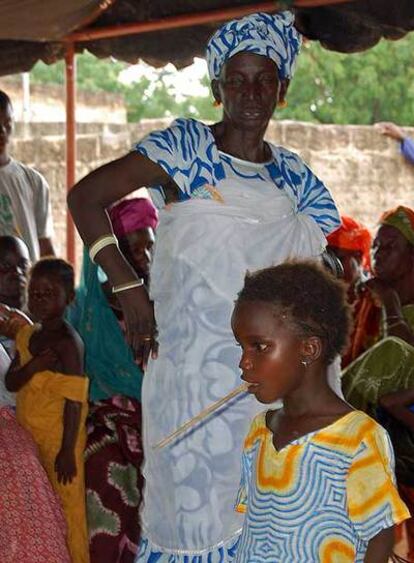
<box><xmin>30</xmin><ymin>258</ymin><xmax>74</xmax><ymax>296</ymax></box>
<box><xmin>236</xmin><ymin>260</ymin><xmax>352</xmax><ymax>364</ymax></box>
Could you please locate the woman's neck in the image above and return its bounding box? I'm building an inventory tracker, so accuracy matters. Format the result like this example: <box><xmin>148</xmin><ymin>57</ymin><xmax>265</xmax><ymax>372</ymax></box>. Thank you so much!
<box><xmin>211</xmin><ymin>121</ymin><xmax>270</xmax><ymax>163</ymax></box>
<box><xmin>391</xmin><ymin>271</ymin><xmax>414</xmax><ymax>306</ymax></box>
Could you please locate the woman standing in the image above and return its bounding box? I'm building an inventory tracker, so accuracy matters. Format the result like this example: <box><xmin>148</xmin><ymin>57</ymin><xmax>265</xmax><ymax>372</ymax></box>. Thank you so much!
<box><xmin>68</xmin><ymin>12</ymin><xmax>340</xmax><ymax>561</ymax></box>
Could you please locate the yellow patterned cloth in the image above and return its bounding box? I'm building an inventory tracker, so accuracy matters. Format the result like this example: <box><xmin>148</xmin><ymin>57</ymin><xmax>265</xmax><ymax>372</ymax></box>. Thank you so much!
<box><xmin>15</xmin><ymin>324</ymin><xmax>90</xmax><ymax>563</ymax></box>
<box><xmin>235</xmin><ymin>410</ymin><xmax>410</xmax><ymax>562</ymax></box>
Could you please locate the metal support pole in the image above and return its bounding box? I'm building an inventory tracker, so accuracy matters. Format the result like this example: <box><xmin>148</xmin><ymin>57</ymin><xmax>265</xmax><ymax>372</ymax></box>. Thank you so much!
<box><xmin>65</xmin><ymin>42</ymin><xmax>76</xmax><ymax>266</ymax></box>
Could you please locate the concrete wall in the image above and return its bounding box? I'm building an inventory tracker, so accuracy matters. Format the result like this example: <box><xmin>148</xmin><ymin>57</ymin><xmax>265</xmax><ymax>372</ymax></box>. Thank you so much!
<box><xmin>268</xmin><ymin>121</ymin><xmax>414</xmax><ymax>231</ymax></box>
<box><xmin>8</xmin><ymin>119</ymin><xmax>414</xmax><ymax>268</ymax></box>
<box><xmin>0</xmin><ymin>76</ymin><xmax>127</xmax><ymax>123</ymax></box>
<box><xmin>8</xmin><ymin>120</ymin><xmax>166</xmax><ymax>263</ymax></box>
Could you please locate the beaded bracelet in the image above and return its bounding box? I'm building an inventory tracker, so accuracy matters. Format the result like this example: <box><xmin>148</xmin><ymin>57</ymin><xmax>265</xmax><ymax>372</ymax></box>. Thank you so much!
<box><xmin>89</xmin><ymin>234</ymin><xmax>118</xmax><ymax>263</ymax></box>
<box><xmin>112</xmin><ymin>279</ymin><xmax>144</xmax><ymax>294</ymax></box>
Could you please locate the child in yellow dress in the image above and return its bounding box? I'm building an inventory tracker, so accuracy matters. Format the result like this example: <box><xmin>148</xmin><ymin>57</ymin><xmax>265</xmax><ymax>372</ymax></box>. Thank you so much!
<box><xmin>6</xmin><ymin>258</ymin><xmax>89</xmax><ymax>563</ymax></box>
<box><xmin>231</xmin><ymin>260</ymin><xmax>410</xmax><ymax>563</ymax></box>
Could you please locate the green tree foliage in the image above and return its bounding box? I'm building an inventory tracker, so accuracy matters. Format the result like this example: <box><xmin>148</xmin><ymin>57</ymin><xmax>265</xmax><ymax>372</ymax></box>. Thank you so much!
<box><xmin>283</xmin><ymin>34</ymin><xmax>414</xmax><ymax>125</ymax></box>
<box><xmin>30</xmin><ymin>33</ymin><xmax>414</xmax><ymax>125</ymax></box>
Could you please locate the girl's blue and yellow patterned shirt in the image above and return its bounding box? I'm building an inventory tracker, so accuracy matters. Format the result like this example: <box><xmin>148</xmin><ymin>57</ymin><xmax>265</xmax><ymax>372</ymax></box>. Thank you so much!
<box><xmin>235</xmin><ymin>410</ymin><xmax>409</xmax><ymax>562</ymax></box>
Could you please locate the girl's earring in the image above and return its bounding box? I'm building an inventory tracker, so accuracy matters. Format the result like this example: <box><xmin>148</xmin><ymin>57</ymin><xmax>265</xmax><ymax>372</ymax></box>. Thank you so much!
<box><xmin>213</xmin><ymin>99</ymin><xmax>221</xmax><ymax>107</ymax></box>
<box><xmin>277</xmin><ymin>99</ymin><xmax>288</xmax><ymax>109</ymax></box>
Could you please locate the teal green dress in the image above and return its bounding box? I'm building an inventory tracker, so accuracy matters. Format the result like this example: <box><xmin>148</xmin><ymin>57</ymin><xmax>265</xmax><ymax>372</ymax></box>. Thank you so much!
<box><xmin>67</xmin><ymin>249</ymin><xmax>144</xmax><ymax>561</ymax></box>
<box><xmin>67</xmin><ymin>249</ymin><xmax>143</xmax><ymax>401</ymax></box>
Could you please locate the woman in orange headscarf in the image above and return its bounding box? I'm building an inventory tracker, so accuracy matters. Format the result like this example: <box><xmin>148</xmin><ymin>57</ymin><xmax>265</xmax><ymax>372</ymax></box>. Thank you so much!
<box><xmin>327</xmin><ymin>216</ymin><xmax>372</xmax><ymax>366</ymax></box>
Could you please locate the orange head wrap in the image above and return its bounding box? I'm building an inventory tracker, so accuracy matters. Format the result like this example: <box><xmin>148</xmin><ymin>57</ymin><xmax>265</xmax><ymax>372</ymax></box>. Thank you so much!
<box><xmin>327</xmin><ymin>215</ymin><xmax>372</xmax><ymax>270</ymax></box>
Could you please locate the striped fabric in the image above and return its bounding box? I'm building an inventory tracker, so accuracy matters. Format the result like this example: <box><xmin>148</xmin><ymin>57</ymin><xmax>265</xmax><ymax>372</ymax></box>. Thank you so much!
<box><xmin>134</xmin><ymin>118</ymin><xmax>340</xmax><ymax>235</ymax></box>
<box><xmin>235</xmin><ymin>410</ymin><xmax>409</xmax><ymax>562</ymax></box>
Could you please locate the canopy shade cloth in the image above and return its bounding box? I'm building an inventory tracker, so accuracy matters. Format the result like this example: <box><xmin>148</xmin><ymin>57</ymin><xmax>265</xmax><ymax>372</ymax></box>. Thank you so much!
<box><xmin>0</xmin><ymin>0</ymin><xmax>413</xmax><ymax>76</ymax></box>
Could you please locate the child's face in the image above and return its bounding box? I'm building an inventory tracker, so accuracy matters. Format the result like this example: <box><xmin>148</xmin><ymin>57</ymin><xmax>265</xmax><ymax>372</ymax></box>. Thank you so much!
<box><xmin>0</xmin><ymin>241</ymin><xmax>30</xmax><ymax>306</ymax></box>
<box><xmin>28</xmin><ymin>274</ymin><xmax>71</xmax><ymax>322</ymax></box>
<box><xmin>232</xmin><ymin>300</ymin><xmax>304</xmax><ymax>404</ymax></box>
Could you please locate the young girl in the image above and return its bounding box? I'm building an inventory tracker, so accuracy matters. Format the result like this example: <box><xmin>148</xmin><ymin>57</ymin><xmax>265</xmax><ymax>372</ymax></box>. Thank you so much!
<box><xmin>6</xmin><ymin>258</ymin><xmax>89</xmax><ymax>563</ymax></box>
<box><xmin>0</xmin><ymin>240</ymin><xmax>70</xmax><ymax>562</ymax></box>
<box><xmin>231</xmin><ymin>261</ymin><xmax>409</xmax><ymax>563</ymax></box>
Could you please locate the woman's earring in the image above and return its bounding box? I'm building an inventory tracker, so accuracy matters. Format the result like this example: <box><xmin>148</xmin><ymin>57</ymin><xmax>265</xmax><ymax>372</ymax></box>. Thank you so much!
<box><xmin>301</xmin><ymin>358</ymin><xmax>309</xmax><ymax>368</ymax></box>
<box><xmin>213</xmin><ymin>99</ymin><xmax>221</xmax><ymax>107</ymax></box>
<box><xmin>277</xmin><ymin>99</ymin><xmax>288</xmax><ymax>109</ymax></box>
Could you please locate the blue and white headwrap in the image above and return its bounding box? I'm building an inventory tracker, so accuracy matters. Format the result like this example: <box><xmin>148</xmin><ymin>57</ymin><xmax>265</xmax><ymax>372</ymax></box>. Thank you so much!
<box><xmin>206</xmin><ymin>11</ymin><xmax>302</xmax><ymax>81</ymax></box>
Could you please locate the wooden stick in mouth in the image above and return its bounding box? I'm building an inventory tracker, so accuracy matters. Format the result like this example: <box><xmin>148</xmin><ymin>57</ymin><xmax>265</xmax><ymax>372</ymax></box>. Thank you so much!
<box><xmin>153</xmin><ymin>382</ymin><xmax>250</xmax><ymax>450</ymax></box>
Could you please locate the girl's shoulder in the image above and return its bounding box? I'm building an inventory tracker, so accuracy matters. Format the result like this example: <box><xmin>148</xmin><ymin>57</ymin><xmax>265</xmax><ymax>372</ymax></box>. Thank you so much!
<box><xmin>336</xmin><ymin>409</ymin><xmax>385</xmax><ymax>437</ymax></box>
<box><xmin>348</xmin><ymin>410</ymin><xmax>394</xmax><ymax>455</ymax></box>
<box><xmin>315</xmin><ymin>410</ymin><xmax>392</xmax><ymax>460</ymax></box>
<box><xmin>252</xmin><ymin>409</ymin><xmax>269</xmax><ymax>429</ymax></box>
<box><xmin>243</xmin><ymin>410</ymin><xmax>270</xmax><ymax>447</ymax></box>
<box><xmin>57</xmin><ymin>321</ymin><xmax>84</xmax><ymax>354</ymax></box>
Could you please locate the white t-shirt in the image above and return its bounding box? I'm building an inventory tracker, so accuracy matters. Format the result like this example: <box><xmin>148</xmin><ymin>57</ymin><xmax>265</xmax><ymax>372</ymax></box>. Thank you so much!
<box><xmin>0</xmin><ymin>159</ymin><xmax>54</xmax><ymax>261</ymax></box>
<box><xmin>0</xmin><ymin>342</ymin><xmax>12</xmax><ymax>407</ymax></box>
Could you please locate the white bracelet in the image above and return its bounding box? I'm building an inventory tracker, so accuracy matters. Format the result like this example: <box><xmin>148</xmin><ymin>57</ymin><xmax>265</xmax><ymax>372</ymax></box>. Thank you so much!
<box><xmin>112</xmin><ymin>279</ymin><xmax>144</xmax><ymax>294</ymax></box>
<box><xmin>89</xmin><ymin>234</ymin><xmax>118</xmax><ymax>263</ymax></box>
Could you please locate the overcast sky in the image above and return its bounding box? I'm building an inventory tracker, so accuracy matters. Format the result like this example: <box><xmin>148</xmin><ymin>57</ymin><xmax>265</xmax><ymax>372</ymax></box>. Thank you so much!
<box><xmin>118</xmin><ymin>57</ymin><xmax>209</xmax><ymax>101</ymax></box>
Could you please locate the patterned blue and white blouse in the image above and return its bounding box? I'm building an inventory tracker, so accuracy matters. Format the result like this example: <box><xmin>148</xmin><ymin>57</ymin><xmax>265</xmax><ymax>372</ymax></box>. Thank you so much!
<box><xmin>134</xmin><ymin>118</ymin><xmax>340</xmax><ymax>236</ymax></box>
